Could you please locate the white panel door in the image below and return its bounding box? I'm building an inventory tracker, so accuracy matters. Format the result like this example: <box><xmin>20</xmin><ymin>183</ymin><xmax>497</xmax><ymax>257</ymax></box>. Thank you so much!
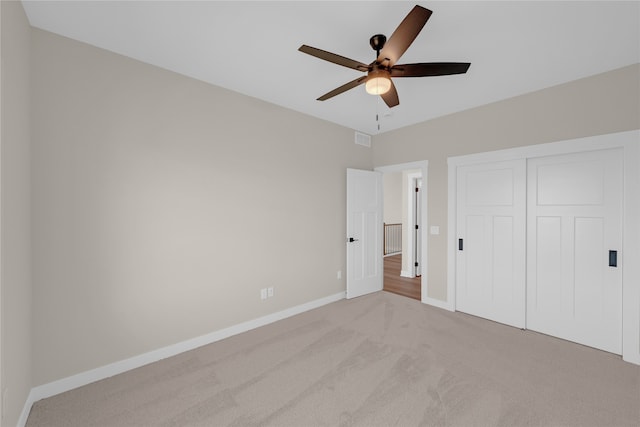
<box><xmin>456</xmin><ymin>159</ymin><xmax>526</xmax><ymax>328</ymax></box>
<box><xmin>527</xmin><ymin>149</ymin><xmax>623</xmax><ymax>354</ymax></box>
<box><xmin>346</xmin><ymin>169</ymin><xmax>383</xmax><ymax>299</ymax></box>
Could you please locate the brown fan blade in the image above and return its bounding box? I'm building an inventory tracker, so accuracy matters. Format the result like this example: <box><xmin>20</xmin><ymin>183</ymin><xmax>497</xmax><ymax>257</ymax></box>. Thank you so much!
<box><xmin>317</xmin><ymin>75</ymin><xmax>368</xmax><ymax>101</ymax></box>
<box><xmin>377</xmin><ymin>5</ymin><xmax>432</xmax><ymax>67</ymax></box>
<box><xmin>381</xmin><ymin>80</ymin><xmax>399</xmax><ymax>108</ymax></box>
<box><xmin>390</xmin><ymin>62</ymin><xmax>471</xmax><ymax>77</ymax></box>
<box><xmin>299</xmin><ymin>45</ymin><xmax>369</xmax><ymax>72</ymax></box>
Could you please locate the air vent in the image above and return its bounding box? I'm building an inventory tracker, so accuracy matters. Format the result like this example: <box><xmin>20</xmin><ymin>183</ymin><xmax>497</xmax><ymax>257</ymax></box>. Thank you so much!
<box><xmin>355</xmin><ymin>131</ymin><xmax>371</xmax><ymax>148</ymax></box>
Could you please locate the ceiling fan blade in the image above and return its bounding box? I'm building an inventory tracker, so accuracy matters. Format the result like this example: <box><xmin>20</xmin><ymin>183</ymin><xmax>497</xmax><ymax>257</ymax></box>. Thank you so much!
<box><xmin>381</xmin><ymin>80</ymin><xmax>399</xmax><ymax>108</ymax></box>
<box><xmin>317</xmin><ymin>75</ymin><xmax>368</xmax><ymax>101</ymax></box>
<box><xmin>377</xmin><ymin>5</ymin><xmax>432</xmax><ymax>67</ymax></box>
<box><xmin>391</xmin><ymin>62</ymin><xmax>471</xmax><ymax>77</ymax></box>
<box><xmin>299</xmin><ymin>45</ymin><xmax>369</xmax><ymax>72</ymax></box>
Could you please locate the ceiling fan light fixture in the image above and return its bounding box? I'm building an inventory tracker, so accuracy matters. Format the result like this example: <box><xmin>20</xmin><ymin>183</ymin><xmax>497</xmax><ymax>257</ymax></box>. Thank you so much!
<box><xmin>365</xmin><ymin>70</ymin><xmax>391</xmax><ymax>95</ymax></box>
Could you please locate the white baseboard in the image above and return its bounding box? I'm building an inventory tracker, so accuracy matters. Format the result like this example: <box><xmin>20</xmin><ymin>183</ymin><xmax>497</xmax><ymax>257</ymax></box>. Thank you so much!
<box><xmin>424</xmin><ymin>295</ymin><xmax>454</xmax><ymax>312</ymax></box>
<box><xmin>18</xmin><ymin>291</ymin><xmax>345</xmax><ymax>427</ymax></box>
<box><xmin>18</xmin><ymin>389</ymin><xmax>36</xmax><ymax>427</ymax></box>
<box><xmin>400</xmin><ymin>270</ymin><xmax>414</xmax><ymax>278</ymax></box>
<box><xmin>622</xmin><ymin>352</ymin><xmax>640</xmax><ymax>366</ymax></box>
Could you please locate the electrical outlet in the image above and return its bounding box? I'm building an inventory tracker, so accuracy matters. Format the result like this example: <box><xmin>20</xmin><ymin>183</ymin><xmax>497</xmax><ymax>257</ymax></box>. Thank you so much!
<box><xmin>260</xmin><ymin>288</ymin><xmax>267</xmax><ymax>300</ymax></box>
<box><xmin>337</xmin><ymin>270</ymin><xmax>342</xmax><ymax>279</ymax></box>
<box><xmin>267</xmin><ymin>287</ymin><xmax>274</xmax><ymax>298</ymax></box>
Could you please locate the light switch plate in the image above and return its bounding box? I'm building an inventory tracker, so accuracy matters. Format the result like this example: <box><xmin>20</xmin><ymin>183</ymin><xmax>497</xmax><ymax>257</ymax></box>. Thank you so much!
<box><xmin>430</xmin><ymin>226</ymin><xmax>440</xmax><ymax>235</ymax></box>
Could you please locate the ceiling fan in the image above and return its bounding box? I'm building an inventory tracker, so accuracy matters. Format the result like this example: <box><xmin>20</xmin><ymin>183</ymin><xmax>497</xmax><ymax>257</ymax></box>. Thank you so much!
<box><xmin>298</xmin><ymin>5</ymin><xmax>470</xmax><ymax>108</ymax></box>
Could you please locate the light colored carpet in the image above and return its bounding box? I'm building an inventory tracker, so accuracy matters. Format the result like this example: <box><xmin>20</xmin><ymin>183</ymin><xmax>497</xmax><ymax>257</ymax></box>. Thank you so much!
<box><xmin>26</xmin><ymin>291</ymin><xmax>640</xmax><ymax>426</ymax></box>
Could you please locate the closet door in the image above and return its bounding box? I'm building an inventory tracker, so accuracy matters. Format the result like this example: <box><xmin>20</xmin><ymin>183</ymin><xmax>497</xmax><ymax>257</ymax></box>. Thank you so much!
<box><xmin>455</xmin><ymin>159</ymin><xmax>526</xmax><ymax>328</ymax></box>
<box><xmin>527</xmin><ymin>148</ymin><xmax>623</xmax><ymax>354</ymax></box>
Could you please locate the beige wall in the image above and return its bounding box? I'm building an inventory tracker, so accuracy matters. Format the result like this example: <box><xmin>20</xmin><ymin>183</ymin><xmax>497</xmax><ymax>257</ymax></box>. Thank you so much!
<box><xmin>31</xmin><ymin>29</ymin><xmax>371</xmax><ymax>386</ymax></box>
<box><xmin>372</xmin><ymin>64</ymin><xmax>640</xmax><ymax>301</ymax></box>
<box><xmin>1</xmin><ymin>1</ymin><xmax>32</xmax><ymax>425</ymax></box>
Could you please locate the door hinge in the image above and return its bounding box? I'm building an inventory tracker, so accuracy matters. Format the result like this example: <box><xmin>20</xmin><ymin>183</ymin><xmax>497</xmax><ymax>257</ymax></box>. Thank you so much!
<box><xmin>415</xmin><ymin>262</ymin><xmax>419</xmax><ymax>267</ymax></box>
<box><xmin>415</xmin><ymin>187</ymin><xmax>419</xmax><ymax>192</ymax></box>
<box><xmin>415</xmin><ymin>225</ymin><xmax>419</xmax><ymax>230</ymax></box>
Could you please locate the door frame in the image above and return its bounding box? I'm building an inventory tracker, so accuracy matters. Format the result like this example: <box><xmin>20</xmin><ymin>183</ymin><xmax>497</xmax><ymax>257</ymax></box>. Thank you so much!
<box><xmin>375</xmin><ymin>161</ymin><xmax>430</xmax><ymax>305</ymax></box>
<box><xmin>447</xmin><ymin>130</ymin><xmax>640</xmax><ymax>365</ymax></box>
<box><xmin>413</xmin><ymin>176</ymin><xmax>422</xmax><ymax>277</ymax></box>
<box><xmin>400</xmin><ymin>171</ymin><xmax>421</xmax><ymax>279</ymax></box>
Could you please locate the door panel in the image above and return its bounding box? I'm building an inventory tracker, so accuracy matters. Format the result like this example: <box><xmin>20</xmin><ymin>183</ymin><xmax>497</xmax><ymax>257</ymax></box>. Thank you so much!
<box><xmin>527</xmin><ymin>149</ymin><xmax>623</xmax><ymax>354</ymax></box>
<box><xmin>456</xmin><ymin>160</ymin><xmax>526</xmax><ymax>328</ymax></box>
<box><xmin>463</xmin><ymin>215</ymin><xmax>485</xmax><ymax>300</ymax></box>
<box><xmin>346</xmin><ymin>169</ymin><xmax>383</xmax><ymax>299</ymax></box>
<box><xmin>574</xmin><ymin>217</ymin><xmax>604</xmax><ymax>320</ymax></box>
<box><xmin>492</xmin><ymin>216</ymin><xmax>515</xmax><ymax>305</ymax></box>
<box><xmin>536</xmin><ymin>160</ymin><xmax>603</xmax><ymax>205</ymax></box>
<box><xmin>534</xmin><ymin>216</ymin><xmax>563</xmax><ymax>314</ymax></box>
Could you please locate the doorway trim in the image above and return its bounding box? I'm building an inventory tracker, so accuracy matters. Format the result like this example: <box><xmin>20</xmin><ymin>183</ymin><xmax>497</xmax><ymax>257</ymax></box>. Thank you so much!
<box><xmin>375</xmin><ymin>161</ymin><xmax>432</xmax><ymax>306</ymax></box>
<box><xmin>447</xmin><ymin>129</ymin><xmax>640</xmax><ymax>365</ymax></box>
<box><xmin>401</xmin><ymin>171</ymin><xmax>421</xmax><ymax>278</ymax></box>
<box><xmin>413</xmin><ymin>176</ymin><xmax>423</xmax><ymax>278</ymax></box>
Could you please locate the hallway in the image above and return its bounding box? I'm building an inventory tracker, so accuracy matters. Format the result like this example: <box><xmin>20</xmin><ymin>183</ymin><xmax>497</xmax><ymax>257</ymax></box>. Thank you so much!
<box><xmin>383</xmin><ymin>254</ymin><xmax>420</xmax><ymax>300</ymax></box>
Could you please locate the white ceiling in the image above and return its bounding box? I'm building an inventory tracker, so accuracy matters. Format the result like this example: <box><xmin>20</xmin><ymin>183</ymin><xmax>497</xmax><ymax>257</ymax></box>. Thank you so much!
<box><xmin>21</xmin><ymin>1</ymin><xmax>640</xmax><ymax>135</ymax></box>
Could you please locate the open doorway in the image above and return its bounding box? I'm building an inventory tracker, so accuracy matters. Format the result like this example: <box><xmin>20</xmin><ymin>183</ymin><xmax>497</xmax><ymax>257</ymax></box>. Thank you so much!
<box><xmin>376</xmin><ymin>161</ymin><xmax>428</xmax><ymax>302</ymax></box>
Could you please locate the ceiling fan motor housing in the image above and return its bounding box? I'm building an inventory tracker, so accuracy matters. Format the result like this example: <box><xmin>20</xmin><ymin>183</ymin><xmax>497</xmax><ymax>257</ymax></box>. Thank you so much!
<box><xmin>369</xmin><ymin>34</ymin><xmax>387</xmax><ymax>55</ymax></box>
<box><xmin>368</xmin><ymin>68</ymin><xmax>390</xmax><ymax>80</ymax></box>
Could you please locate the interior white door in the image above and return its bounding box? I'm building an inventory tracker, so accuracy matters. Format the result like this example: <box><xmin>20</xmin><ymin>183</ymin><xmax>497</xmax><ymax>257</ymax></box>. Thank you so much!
<box><xmin>346</xmin><ymin>168</ymin><xmax>383</xmax><ymax>299</ymax></box>
<box><xmin>456</xmin><ymin>159</ymin><xmax>526</xmax><ymax>328</ymax></box>
<box><xmin>527</xmin><ymin>148</ymin><xmax>623</xmax><ymax>354</ymax></box>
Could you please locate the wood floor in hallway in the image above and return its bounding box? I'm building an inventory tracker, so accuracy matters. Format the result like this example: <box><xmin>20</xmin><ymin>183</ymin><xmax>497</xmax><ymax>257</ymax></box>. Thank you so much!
<box><xmin>383</xmin><ymin>254</ymin><xmax>421</xmax><ymax>300</ymax></box>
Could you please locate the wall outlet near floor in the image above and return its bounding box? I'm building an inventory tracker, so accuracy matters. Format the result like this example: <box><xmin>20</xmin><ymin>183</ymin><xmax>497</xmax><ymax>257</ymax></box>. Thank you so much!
<box><xmin>337</xmin><ymin>270</ymin><xmax>342</xmax><ymax>279</ymax></box>
<box><xmin>267</xmin><ymin>287</ymin><xmax>274</xmax><ymax>298</ymax></box>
